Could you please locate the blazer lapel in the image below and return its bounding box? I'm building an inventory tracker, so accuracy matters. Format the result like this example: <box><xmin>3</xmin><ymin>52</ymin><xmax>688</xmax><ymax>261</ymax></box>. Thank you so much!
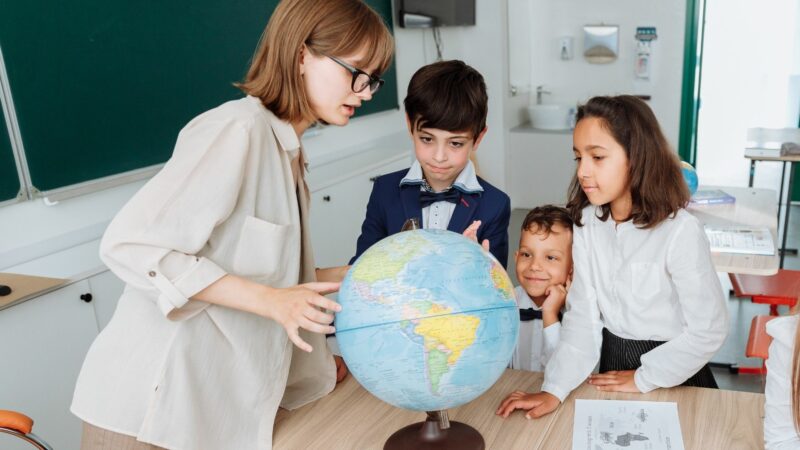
<box><xmin>400</xmin><ymin>184</ymin><xmax>423</xmax><ymax>228</ymax></box>
<box><xmin>448</xmin><ymin>193</ymin><xmax>480</xmax><ymax>234</ymax></box>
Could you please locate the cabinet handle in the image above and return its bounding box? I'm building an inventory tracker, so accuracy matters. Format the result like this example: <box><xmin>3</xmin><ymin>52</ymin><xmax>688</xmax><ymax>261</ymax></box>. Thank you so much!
<box><xmin>80</xmin><ymin>293</ymin><xmax>93</xmax><ymax>303</ymax></box>
<box><xmin>323</xmin><ymin>195</ymin><xmax>331</xmax><ymax>202</ymax></box>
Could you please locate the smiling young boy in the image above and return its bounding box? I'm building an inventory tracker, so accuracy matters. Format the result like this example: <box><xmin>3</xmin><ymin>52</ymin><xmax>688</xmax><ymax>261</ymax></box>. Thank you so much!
<box><xmin>510</xmin><ymin>205</ymin><xmax>573</xmax><ymax>372</ymax></box>
<box><xmin>350</xmin><ymin>60</ymin><xmax>511</xmax><ymax>266</ymax></box>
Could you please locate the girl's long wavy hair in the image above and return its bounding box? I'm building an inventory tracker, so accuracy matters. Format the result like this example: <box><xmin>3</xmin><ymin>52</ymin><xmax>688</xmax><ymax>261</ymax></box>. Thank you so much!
<box><xmin>567</xmin><ymin>95</ymin><xmax>689</xmax><ymax>228</ymax></box>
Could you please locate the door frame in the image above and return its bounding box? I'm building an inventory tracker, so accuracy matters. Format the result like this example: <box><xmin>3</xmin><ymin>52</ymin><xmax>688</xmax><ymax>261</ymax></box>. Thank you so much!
<box><xmin>677</xmin><ymin>0</ymin><xmax>706</xmax><ymax>167</ymax></box>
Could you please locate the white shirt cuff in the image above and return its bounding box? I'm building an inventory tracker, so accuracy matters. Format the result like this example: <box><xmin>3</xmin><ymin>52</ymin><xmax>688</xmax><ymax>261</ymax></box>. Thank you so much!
<box><xmin>634</xmin><ymin>368</ymin><xmax>658</xmax><ymax>393</ymax></box>
<box><xmin>149</xmin><ymin>256</ymin><xmax>227</xmax><ymax>320</ymax></box>
<box><xmin>540</xmin><ymin>382</ymin><xmax>569</xmax><ymax>403</ymax></box>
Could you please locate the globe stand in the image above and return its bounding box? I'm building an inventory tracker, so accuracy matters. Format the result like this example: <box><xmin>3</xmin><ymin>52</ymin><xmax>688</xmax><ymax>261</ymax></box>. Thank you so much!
<box><xmin>384</xmin><ymin>410</ymin><xmax>485</xmax><ymax>450</ymax></box>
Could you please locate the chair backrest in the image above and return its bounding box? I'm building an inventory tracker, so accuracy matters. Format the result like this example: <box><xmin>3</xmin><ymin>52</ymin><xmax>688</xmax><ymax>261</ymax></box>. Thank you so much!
<box><xmin>746</xmin><ymin>315</ymin><xmax>780</xmax><ymax>359</ymax></box>
<box><xmin>0</xmin><ymin>410</ymin><xmax>53</xmax><ymax>450</ymax></box>
<box><xmin>746</xmin><ymin>127</ymin><xmax>800</xmax><ymax>150</ymax></box>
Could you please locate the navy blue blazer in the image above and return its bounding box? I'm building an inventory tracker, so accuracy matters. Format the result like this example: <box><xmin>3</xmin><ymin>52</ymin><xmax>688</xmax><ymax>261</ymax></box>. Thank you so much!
<box><xmin>350</xmin><ymin>169</ymin><xmax>511</xmax><ymax>268</ymax></box>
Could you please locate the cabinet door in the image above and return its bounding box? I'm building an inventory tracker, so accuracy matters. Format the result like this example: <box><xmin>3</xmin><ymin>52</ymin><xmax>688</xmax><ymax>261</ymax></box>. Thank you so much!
<box><xmin>0</xmin><ymin>280</ymin><xmax>98</xmax><ymax>450</ymax></box>
<box><xmin>508</xmin><ymin>131</ymin><xmax>574</xmax><ymax>209</ymax></box>
<box><xmin>310</xmin><ymin>157</ymin><xmax>409</xmax><ymax>268</ymax></box>
<box><xmin>88</xmin><ymin>270</ymin><xmax>125</xmax><ymax>331</ymax></box>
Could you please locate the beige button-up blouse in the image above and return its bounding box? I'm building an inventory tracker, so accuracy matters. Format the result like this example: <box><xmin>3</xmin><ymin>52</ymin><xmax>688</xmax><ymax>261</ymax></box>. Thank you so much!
<box><xmin>71</xmin><ymin>96</ymin><xmax>335</xmax><ymax>450</ymax></box>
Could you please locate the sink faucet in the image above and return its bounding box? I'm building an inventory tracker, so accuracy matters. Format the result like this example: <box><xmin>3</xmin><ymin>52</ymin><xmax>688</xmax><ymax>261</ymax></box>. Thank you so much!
<box><xmin>536</xmin><ymin>85</ymin><xmax>551</xmax><ymax>105</ymax></box>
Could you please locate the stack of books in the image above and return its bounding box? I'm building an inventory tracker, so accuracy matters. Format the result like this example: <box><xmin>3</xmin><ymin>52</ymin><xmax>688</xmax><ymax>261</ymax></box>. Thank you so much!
<box><xmin>690</xmin><ymin>189</ymin><xmax>735</xmax><ymax>205</ymax></box>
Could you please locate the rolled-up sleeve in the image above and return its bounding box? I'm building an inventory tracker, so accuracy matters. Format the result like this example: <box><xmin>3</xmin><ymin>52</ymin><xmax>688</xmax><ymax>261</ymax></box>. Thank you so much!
<box><xmin>635</xmin><ymin>218</ymin><xmax>729</xmax><ymax>391</ymax></box>
<box><xmin>100</xmin><ymin>117</ymin><xmax>251</xmax><ymax>320</ymax></box>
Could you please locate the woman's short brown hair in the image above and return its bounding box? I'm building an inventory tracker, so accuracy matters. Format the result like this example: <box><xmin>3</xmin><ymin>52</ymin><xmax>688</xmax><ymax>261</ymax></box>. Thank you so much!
<box><xmin>237</xmin><ymin>0</ymin><xmax>394</xmax><ymax>124</ymax></box>
<box><xmin>567</xmin><ymin>95</ymin><xmax>690</xmax><ymax>228</ymax></box>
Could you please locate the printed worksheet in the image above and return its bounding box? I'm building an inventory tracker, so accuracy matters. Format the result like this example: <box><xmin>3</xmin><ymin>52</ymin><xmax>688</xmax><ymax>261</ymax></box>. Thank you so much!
<box><xmin>704</xmin><ymin>226</ymin><xmax>775</xmax><ymax>255</ymax></box>
<box><xmin>572</xmin><ymin>400</ymin><xmax>685</xmax><ymax>450</ymax></box>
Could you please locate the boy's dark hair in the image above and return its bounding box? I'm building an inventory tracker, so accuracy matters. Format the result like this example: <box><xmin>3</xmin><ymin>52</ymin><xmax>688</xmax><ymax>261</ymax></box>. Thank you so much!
<box><xmin>566</xmin><ymin>95</ymin><xmax>690</xmax><ymax>229</ymax></box>
<box><xmin>403</xmin><ymin>60</ymin><xmax>488</xmax><ymax>140</ymax></box>
<box><xmin>522</xmin><ymin>205</ymin><xmax>573</xmax><ymax>237</ymax></box>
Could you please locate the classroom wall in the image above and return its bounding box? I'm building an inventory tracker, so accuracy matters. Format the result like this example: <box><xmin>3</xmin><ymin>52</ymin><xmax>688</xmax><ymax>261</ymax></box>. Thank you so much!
<box><xmin>0</xmin><ymin>0</ymin><xmax>520</xmax><ymax>267</ymax></box>
<box><xmin>525</xmin><ymin>0</ymin><xmax>687</xmax><ymax>147</ymax></box>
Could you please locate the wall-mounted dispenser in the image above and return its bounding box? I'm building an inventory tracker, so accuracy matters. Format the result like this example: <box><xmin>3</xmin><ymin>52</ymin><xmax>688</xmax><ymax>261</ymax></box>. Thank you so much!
<box><xmin>559</xmin><ymin>36</ymin><xmax>574</xmax><ymax>60</ymax></box>
<box><xmin>583</xmin><ymin>25</ymin><xmax>619</xmax><ymax>64</ymax></box>
<box><xmin>634</xmin><ymin>27</ymin><xmax>657</xmax><ymax>79</ymax></box>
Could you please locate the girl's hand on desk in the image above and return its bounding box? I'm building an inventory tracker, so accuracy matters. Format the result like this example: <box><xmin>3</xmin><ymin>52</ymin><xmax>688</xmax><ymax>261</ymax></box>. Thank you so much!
<box><xmin>263</xmin><ymin>282</ymin><xmax>342</xmax><ymax>353</ymax></box>
<box><xmin>588</xmin><ymin>370</ymin><xmax>640</xmax><ymax>393</ymax></box>
<box><xmin>495</xmin><ymin>391</ymin><xmax>560</xmax><ymax>419</ymax></box>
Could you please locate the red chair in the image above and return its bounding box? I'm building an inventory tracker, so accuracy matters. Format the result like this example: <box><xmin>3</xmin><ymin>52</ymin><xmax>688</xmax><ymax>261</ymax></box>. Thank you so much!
<box><xmin>0</xmin><ymin>410</ymin><xmax>52</xmax><ymax>450</ymax></box>
<box><xmin>729</xmin><ymin>269</ymin><xmax>800</xmax><ymax>316</ymax></box>
<box><xmin>740</xmin><ymin>315</ymin><xmax>779</xmax><ymax>375</ymax></box>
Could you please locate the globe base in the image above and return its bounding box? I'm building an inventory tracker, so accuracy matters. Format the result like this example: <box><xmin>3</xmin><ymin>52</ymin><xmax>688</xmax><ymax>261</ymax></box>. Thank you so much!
<box><xmin>384</xmin><ymin>417</ymin><xmax>485</xmax><ymax>450</ymax></box>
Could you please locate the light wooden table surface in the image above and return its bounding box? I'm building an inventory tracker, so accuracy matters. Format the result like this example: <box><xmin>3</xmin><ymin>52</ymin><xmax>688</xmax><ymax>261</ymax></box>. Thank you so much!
<box><xmin>687</xmin><ymin>186</ymin><xmax>779</xmax><ymax>276</ymax></box>
<box><xmin>744</xmin><ymin>148</ymin><xmax>800</xmax><ymax>163</ymax></box>
<box><xmin>273</xmin><ymin>369</ymin><xmax>765</xmax><ymax>449</ymax></box>
<box><xmin>0</xmin><ymin>272</ymin><xmax>67</xmax><ymax>311</ymax></box>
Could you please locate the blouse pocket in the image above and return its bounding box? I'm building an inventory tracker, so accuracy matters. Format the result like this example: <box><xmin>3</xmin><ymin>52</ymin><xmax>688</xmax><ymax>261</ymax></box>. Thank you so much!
<box><xmin>232</xmin><ymin>215</ymin><xmax>296</xmax><ymax>281</ymax></box>
<box><xmin>630</xmin><ymin>262</ymin><xmax>662</xmax><ymax>302</ymax></box>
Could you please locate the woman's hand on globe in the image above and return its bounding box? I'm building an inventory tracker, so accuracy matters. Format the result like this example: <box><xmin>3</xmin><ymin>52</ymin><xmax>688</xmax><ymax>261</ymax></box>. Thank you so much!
<box><xmin>496</xmin><ymin>391</ymin><xmax>560</xmax><ymax>419</ymax></box>
<box><xmin>262</xmin><ymin>282</ymin><xmax>342</xmax><ymax>352</ymax></box>
<box><xmin>462</xmin><ymin>220</ymin><xmax>490</xmax><ymax>251</ymax></box>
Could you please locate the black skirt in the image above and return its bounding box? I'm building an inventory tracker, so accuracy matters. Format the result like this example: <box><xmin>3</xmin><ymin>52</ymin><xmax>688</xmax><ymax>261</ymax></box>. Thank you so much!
<box><xmin>599</xmin><ymin>328</ymin><xmax>718</xmax><ymax>389</ymax></box>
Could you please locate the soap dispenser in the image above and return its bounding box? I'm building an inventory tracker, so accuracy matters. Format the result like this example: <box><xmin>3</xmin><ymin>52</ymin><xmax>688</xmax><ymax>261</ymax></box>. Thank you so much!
<box><xmin>559</xmin><ymin>36</ymin><xmax>574</xmax><ymax>60</ymax></box>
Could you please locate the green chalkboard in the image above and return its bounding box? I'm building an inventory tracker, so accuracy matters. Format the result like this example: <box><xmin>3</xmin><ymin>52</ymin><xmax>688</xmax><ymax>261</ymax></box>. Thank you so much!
<box><xmin>0</xmin><ymin>105</ymin><xmax>20</xmax><ymax>202</ymax></box>
<box><xmin>0</xmin><ymin>0</ymin><xmax>397</xmax><ymax>194</ymax></box>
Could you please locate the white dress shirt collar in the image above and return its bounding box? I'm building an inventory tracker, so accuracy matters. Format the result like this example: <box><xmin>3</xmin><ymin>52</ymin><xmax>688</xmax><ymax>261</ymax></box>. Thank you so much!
<box><xmin>399</xmin><ymin>159</ymin><xmax>483</xmax><ymax>194</ymax></box>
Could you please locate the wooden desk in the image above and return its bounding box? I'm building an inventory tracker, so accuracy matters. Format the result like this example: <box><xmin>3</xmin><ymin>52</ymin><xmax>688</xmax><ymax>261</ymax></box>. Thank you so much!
<box><xmin>0</xmin><ymin>272</ymin><xmax>67</xmax><ymax>311</ymax></box>
<box><xmin>687</xmin><ymin>186</ymin><xmax>779</xmax><ymax>276</ymax></box>
<box><xmin>273</xmin><ymin>370</ymin><xmax>765</xmax><ymax>449</ymax></box>
<box><xmin>744</xmin><ymin>148</ymin><xmax>800</xmax><ymax>268</ymax></box>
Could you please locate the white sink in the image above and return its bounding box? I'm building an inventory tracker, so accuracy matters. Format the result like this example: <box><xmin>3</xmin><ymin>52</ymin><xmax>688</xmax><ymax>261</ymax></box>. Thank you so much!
<box><xmin>527</xmin><ymin>104</ymin><xmax>573</xmax><ymax>130</ymax></box>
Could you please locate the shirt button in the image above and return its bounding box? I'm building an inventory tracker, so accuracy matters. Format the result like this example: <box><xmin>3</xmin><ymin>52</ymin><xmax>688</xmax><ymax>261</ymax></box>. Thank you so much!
<box><xmin>148</xmin><ymin>271</ymin><xmax>156</xmax><ymax>277</ymax></box>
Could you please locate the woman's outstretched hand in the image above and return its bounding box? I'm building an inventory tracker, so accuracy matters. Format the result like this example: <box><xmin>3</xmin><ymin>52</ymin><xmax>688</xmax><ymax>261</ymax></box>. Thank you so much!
<box><xmin>262</xmin><ymin>282</ymin><xmax>341</xmax><ymax>352</ymax></box>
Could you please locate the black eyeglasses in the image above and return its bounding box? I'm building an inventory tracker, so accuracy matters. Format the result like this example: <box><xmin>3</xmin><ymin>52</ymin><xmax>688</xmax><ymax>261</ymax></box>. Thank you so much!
<box><xmin>326</xmin><ymin>55</ymin><xmax>384</xmax><ymax>95</ymax></box>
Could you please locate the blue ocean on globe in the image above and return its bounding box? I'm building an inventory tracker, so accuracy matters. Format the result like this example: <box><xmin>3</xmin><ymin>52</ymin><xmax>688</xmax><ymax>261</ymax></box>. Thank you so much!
<box><xmin>680</xmin><ymin>161</ymin><xmax>699</xmax><ymax>195</ymax></box>
<box><xmin>335</xmin><ymin>229</ymin><xmax>519</xmax><ymax>412</ymax></box>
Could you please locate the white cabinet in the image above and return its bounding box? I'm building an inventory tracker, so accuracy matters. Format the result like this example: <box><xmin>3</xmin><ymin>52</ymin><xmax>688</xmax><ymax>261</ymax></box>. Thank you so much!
<box><xmin>508</xmin><ymin>127</ymin><xmax>575</xmax><ymax>209</ymax></box>
<box><xmin>0</xmin><ymin>280</ymin><xmax>99</xmax><ymax>450</ymax></box>
<box><xmin>0</xmin><ymin>269</ymin><xmax>124</xmax><ymax>450</ymax></box>
<box><xmin>309</xmin><ymin>153</ymin><xmax>410</xmax><ymax>268</ymax></box>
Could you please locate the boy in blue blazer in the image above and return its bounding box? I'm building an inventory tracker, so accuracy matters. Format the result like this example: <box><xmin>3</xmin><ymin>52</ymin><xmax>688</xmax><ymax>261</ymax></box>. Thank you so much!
<box><xmin>351</xmin><ymin>60</ymin><xmax>511</xmax><ymax>267</ymax></box>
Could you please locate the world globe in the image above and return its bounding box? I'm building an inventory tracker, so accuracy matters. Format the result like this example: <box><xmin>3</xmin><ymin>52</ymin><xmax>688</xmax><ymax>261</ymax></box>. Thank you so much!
<box><xmin>680</xmin><ymin>161</ymin><xmax>699</xmax><ymax>195</ymax></box>
<box><xmin>335</xmin><ymin>229</ymin><xmax>519</xmax><ymax>414</ymax></box>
